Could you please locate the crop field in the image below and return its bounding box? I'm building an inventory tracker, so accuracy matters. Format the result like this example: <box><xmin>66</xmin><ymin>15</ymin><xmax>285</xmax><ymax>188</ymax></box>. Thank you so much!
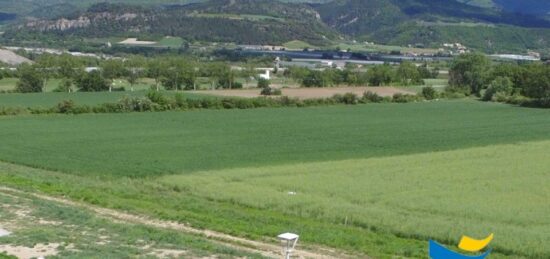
<box><xmin>0</xmin><ymin>90</ymin><xmax>211</xmax><ymax>108</ymax></box>
<box><xmin>0</xmin><ymin>100</ymin><xmax>549</xmax><ymax>258</ymax></box>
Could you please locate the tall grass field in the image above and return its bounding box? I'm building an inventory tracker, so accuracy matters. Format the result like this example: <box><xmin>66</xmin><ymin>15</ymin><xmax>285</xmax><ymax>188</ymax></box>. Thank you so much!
<box><xmin>0</xmin><ymin>100</ymin><xmax>549</xmax><ymax>258</ymax></box>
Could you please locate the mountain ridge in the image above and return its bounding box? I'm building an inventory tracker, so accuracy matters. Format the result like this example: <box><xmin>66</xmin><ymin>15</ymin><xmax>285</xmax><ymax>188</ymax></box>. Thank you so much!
<box><xmin>1</xmin><ymin>0</ymin><xmax>550</xmax><ymax>53</ymax></box>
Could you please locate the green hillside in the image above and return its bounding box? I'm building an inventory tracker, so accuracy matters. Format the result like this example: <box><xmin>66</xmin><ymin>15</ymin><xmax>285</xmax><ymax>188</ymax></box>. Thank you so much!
<box><xmin>315</xmin><ymin>0</ymin><xmax>550</xmax><ymax>52</ymax></box>
<box><xmin>3</xmin><ymin>1</ymin><xmax>337</xmax><ymax>46</ymax></box>
<box><xmin>1</xmin><ymin>0</ymin><xmax>550</xmax><ymax>52</ymax></box>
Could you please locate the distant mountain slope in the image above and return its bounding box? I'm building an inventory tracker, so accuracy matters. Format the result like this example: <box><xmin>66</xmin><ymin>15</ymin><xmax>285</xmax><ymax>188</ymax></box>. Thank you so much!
<box><xmin>5</xmin><ymin>1</ymin><xmax>337</xmax><ymax>45</ymax></box>
<box><xmin>1</xmin><ymin>0</ymin><xmax>550</xmax><ymax>53</ymax></box>
<box><xmin>315</xmin><ymin>0</ymin><xmax>550</xmax><ymax>52</ymax></box>
<box><xmin>459</xmin><ymin>0</ymin><xmax>550</xmax><ymax>16</ymax></box>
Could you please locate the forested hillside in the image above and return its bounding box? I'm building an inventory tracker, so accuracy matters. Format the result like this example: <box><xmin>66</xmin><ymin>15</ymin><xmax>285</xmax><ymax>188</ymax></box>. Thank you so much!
<box><xmin>1</xmin><ymin>0</ymin><xmax>550</xmax><ymax>53</ymax></box>
<box><xmin>315</xmin><ymin>0</ymin><xmax>550</xmax><ymax>52</ymax></box>
<box><xmin>4</xmin><ymin>1</ymin><xmax>337</xmax><ymax>45</ymax></box>
<box><xmin>459</xmin><ymin>0</ymin><xmax>550</xmax><ymax>16</ymax></box>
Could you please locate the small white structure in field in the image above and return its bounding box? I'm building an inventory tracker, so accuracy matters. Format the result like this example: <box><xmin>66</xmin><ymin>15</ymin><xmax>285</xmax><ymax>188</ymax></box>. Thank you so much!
<box><xmin>0</xmin><ymin>228</ymin><xmax>11</xmax><ymax>237</ymax></box>
<box><xmin>85</xmin><ymin>67</ymin><xmax>100</xmax><ymax>73</ymax></box>
<box><xmin>259</xmin><ymin>69</ymin><xmax>271</xmax><ymax>80</ymax></box>
<box><xmin>278</xmin><ymin>232</ymin><xmax>299</xmax><ymax>259</ymax></box>
<box><xmin>321</xmin><ymin>60</ymin><xmax>333</xmax><ymax>67</ymax></box>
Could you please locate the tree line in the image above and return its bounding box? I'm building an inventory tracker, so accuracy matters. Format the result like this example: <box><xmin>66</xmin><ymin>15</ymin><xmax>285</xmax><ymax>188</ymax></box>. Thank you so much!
<box><xmin>8</xmin><ymin>54</ymin><xmax>261</xmax><ymax>93</ymax></box>
<box><xmin>448</xmin><ymin>53</ymin><xmax>550</xmax><ymax>106</ymax></box>
<box><xmin>284</xmin><ymin>62</ymin><xmax>439</xmax><ymax>87</ymax></box>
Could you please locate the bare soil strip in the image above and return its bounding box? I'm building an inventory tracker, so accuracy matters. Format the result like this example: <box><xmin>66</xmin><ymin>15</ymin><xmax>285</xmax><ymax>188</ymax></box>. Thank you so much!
<box><xmin>0</xmin><ymin>186</ymin><xmax>354</xmax><ymax>259</ymax></box>
<box><xmin>196</xmin><ymin>86</ymin><xmax>414</xmax><ymax>99</ymax></box>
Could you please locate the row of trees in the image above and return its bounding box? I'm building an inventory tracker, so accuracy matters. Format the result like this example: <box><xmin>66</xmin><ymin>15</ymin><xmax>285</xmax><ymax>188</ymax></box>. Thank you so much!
<box><xmin>11</xmin><ymin>54</ymin><xmax>262</xmax><ymax>93</ymax></box>
<box><xmin>449</xmin><ymin>53</ymin><xmax>550</xmax><ymax>103</ymax></box>
<box><xmin>285</xmin><ymin>62</ymin><xmax>439</xmax><ymax>87</ymax></box>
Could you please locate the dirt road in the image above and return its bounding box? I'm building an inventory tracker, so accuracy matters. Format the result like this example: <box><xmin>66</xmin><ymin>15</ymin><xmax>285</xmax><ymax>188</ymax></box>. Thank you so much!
<box><xmin>0</xmin><ymin>186</ymin><xmax>357</xmax><ymax>259</ymax></box>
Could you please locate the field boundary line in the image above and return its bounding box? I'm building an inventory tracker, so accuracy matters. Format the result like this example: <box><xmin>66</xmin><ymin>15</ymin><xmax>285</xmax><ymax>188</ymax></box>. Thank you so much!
<box><xmin>0</xmin><ymin>186</ymin><xmax>354</xmax><ymax>259</ymax></box>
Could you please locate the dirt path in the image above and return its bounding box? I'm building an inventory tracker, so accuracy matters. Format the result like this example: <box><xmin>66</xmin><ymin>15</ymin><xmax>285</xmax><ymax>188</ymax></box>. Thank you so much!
<box><xmin>196</xmin><ymin>86</ymin><xmax>414</xmax><ymax>100</ymax></box>
<box><xmin>0</xmin><ymin>186</ymin><xmax>355</xmax><ymax>259</ymax></box>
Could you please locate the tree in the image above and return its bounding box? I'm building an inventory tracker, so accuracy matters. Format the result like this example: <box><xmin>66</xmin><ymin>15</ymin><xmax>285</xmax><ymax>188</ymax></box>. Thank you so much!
<box><xmin>16</xmin><ymin>64</ymin><xmax>44</xmax><ymax>93</ymax></box>
<box><xmin>161</xmin><ymin>66</ymin><xmax>184</xmax><ymax>91</ymax></box>
<box><xmin>126</xmin><ymin>68</ymin><xmax>141</xmax><ymax>92</ymax></box>
<box><xmin>182</xmin><ymin>64</ymin><xmax>197</xmax><ymax>90</ymax></box>
<box><xmin>57</xmin><ymin>54</ymin><xmax>79</xmax><ymax>79</ymax></box>
<box><xmin>302</xmin><ymin>71</ymin><xmax>328</xmax><ymax>87</ymax></box>
<box><xmin>36</xmin><ymin>54</ymin><xmax>56</xmax><ymax>92</ymax></box>
<box><xmin>101</xmin><ymin>59</ymin><xmax>126</xmax><ymax>92</ymax></box>
<box><xmin>75</xmin><ymin>70</ymin><xmax>110</xmax><ymax>92</ymax></box>
<box><xmin>421</xmin><ymin>86</ymin><xmax>438</xmax><ymax>100</ymax></box>
<box><xmin>520</xmin><ymin>64</ymin><xmax>550</xmax><ymax>100</ymax></box>
<box><xmin>396</xmin><ymin>61</ymin><xmax>423</xmax><ymax>86</ymax></box>
<box><xmin>240</xmin><ymin>64</ymin><xmax>256</xmax><ymax>86</ymax></box>
<box><xmin>482</xmin><ymin>76</ymin><xmax>514</xmax><ymax>101</ymax></box>
<box><xmin>367</xmin><ymin>65</ymin><xmax>394</xmax><ymax>86</ymax></box>
<box><xmin>206</xmin><ymin>63</ymin><xmax>236</xmax><ymax>89</ymax></box>
<box><xmin>417</xmin><ymin>63</ymin><xmax>438</xmax><ymax>79</ymax></box>
<box><xmin>125</xmin><ymin>56</ymin><xmax>146</xmax><ymax>92</ymax></box>
<box><xmin>53</xmin><ymin>78</ymin><xmax>73</xmax><ymax>93</ymax></box>
<box><xmin>449</xmin><ymin>53</ymin><xmax>491</xmax><ymax>95</ymax></box>
<box><xmin>147</xmin><ymin>59</ymin><xmax>165</xmax><ymax>91</ymax></box>
<box><xmin>285</xmin><ymin>66</ymin><xmax>310</xmax><ymax>84</ymax></box>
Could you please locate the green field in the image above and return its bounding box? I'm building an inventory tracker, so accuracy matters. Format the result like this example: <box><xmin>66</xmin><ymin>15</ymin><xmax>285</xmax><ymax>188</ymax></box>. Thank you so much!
<box><xmin>0</xmin><ymin>100</ymin><xmax>549</xmax><ymax>258</ymax></box>
<box><xmin>188</xmin><ymin>13</ymin><xmax>286</xmax><ymax>22</ymax></box>
<box><xmin>157</xmin><ymin>36</ymin><xmax>185</xmax><ymax>48</ymax></box>
<box><xmin>0</xmin><ymin>90</ymin><xmax>213</xmax><ymax>108</ymax></box>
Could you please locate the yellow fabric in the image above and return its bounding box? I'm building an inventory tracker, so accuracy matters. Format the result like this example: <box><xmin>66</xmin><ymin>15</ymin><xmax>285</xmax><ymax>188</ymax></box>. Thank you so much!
<box><xmin>458</xmin><ymin>233</ymin><xmax>494</xmax><ymax>252</ymax></box>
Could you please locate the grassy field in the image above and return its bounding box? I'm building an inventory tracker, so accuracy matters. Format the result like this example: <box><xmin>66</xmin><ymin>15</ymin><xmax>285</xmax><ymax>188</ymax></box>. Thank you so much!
<box><xmin>162</xmin><ymin>140</ymin><xmax>550</xmax><ymax>257</ymax></box>
<box><xmin>0</xmin><ymin>90</ymin><xmax>212</xmax><ymax>108</ymax></box>
<box><xmin>188</xmin><ymin>13</ymin><xmax>285</xmax><ymax>22</ymax></box>
<box><xmin>158</xmin><ymin>36</ymin><xmax>185</xmax><ymax>48</ymax></box>
<box><xmin>0</xmin><ymin>101</ymin><xmax>549</xmax><ymax>177</ymax></box>
<box><xmin>282</xmin><ymin>40</ymin><xmax>441</xmax><ymax>54</ymax></box>
<box><xmin>0</xmin><ymin>189</ymin><xmax>264</xmax><ymax>259</ymax></box>
<box><xmin>0</xmin><ymin>100</ymin><xmax>548</xmax><ymax>258</ymax></box>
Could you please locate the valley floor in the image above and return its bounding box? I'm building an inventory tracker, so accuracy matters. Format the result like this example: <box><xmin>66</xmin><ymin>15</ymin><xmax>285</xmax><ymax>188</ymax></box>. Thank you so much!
<box><xmin>0</xmin><ymin>100</ymin><xmax>548</xmax><ymax>258</ymax></box>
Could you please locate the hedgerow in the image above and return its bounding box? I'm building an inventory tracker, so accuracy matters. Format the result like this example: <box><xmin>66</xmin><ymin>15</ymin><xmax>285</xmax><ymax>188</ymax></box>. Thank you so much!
<box><xmin>0</xmin><ymin>91</ymin><xmax>430</xmax><ymax>116</ymax></box>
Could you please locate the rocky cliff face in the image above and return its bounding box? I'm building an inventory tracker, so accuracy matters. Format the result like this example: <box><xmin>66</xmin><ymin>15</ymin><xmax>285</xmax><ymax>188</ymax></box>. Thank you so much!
<box><xmin>23</xmin><ymin>12</ymin><xmax>141</xmax><ymax>31</ymax></box>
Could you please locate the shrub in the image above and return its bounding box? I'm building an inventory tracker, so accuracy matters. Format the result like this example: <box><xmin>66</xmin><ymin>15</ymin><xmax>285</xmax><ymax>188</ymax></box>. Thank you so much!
<box><xmin>232</xmin><ymin>82</ymin><xmax>243</xmax><ymax>89</ymax></box>
<box><xmin>482</xmin><ymin>76</ymin><xmax>514</xmax><ymax>102</ymax></box>
<box><xmin>392</xmin><ymin>93</ymin><xmax>422</xmax><ymax>103</ymax></box>
<box><xmin>260</xmin><ymin>87</ymin><xmax>282</xmax><ymax>96</ymax></box>
<box><xmin>333</xmin><ymin>93</ymin><xmax>359</xmax><ymax>104</ymax></box>
<box><xmin>200</xmin><ymin>98</ymin><xmax>223</xmax><ymax>109</ymax></box>
<box><xmin>421</xmin><ymin>86</ymin><xmax>438</xmax><ymax>100</ymax></box>
<box><xmin>0</xmin><ymin>106</ymin><xmax>28</xmax><ymax>116</ymax></box>
<box><xmin>119</xmin><ymin>96</ymin><xmax>155</xmax><ymax>112</ymax></box>
<box><xmin>174</xmin><ymin>93</ymin><xmax>188</xmax><ymax>109</ymax></box>
<box><xmin>222</xmin><ymin>99</ymin><xmax>236</xmax><ymax>109</ymax></box>
<box><xmin>57</xmin><ymin>100</ymin><xmax>77</xmax><ymax>114</ymax></box>
<box><xmin>257</xmin><ymin>78</ymin><xmax>270</xmax><ymax>89</ymax></box>
<box><xmin>146</xmin><ymin>90</ymin><xmax>168</xmax><ymax>105</ymax></box>
<box><xmin>362</xmin><ymin>91</ymin><xmax>383</xmax><ymax>103</ymax></box>
<box><xmin>441</xmin><ymin>90</ymin><xmax>467</xmax><ymax>99</ymax></box>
